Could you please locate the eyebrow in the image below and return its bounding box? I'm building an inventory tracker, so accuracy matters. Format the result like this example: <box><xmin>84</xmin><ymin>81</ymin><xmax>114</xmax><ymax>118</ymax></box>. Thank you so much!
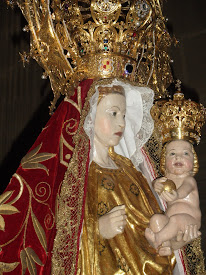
<box><xmin>167</xmin><ymin>148</ymin><xmax>191</xmax><ymax>152</ymax></box>
<box><xmin>107</xmin><ymin>106</ymin><xmax>126</xmax><ymax>111</ymax></box>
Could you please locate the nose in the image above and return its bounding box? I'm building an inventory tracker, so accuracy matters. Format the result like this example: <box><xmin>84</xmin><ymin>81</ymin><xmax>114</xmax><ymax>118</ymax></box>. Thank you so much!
<box><xmin>118</xmin><ymin>116</ymin><xmax>125</xmax><ymax>129</ymax></box>
<box><xmin>175</xmin><ymin>153</ymin><xmax>181</xmax><ymax>159</ymax></box>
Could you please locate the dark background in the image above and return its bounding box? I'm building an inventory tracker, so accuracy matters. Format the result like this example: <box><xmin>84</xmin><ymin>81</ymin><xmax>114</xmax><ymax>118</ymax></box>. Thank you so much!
<box><xmin>0</xmin><ymin>1</ymin><xmax>206</xmax><ymax>257</ymax></box>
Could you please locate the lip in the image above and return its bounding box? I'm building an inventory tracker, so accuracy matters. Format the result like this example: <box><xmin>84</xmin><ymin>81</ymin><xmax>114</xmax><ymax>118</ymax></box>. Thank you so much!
<box><xmin>114</xmin><ymin>132</ymin><xmax>123</xmax><ymax>137</ymax></box>
<box><xmin>174</xmin><ymin>162</ymin><xmax>183</xmax><ymax>167</ymax></box>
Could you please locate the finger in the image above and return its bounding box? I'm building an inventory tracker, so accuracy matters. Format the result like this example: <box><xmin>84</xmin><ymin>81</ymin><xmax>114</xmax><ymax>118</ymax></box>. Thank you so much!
<box><xmin>158</xmin><ymin>247</ymin><xmax>172</xmax><ymax>256</ymax></box>
<box><xmin>154</xmin><ymin>188</ymin><xmax>162</xmax><ymax>193</ymax></box>
<box><xmin>165</xmin><ymin>191</ymin><xmax>175</xmax><ymax>198</ymax></box>
<box><xmin>159</xmin><ymin>177</ymin><xmax>167</xmax><ymax>183</ymax></box>
<box><xmin>154</xmin><ymin>184</ymin><xmax>163</xmax><ymax>191</ymax></box>
<box><xmin>190</xmin><ymin>224</ymin><xmax>195</xmax><ymax>239</ymax></box>
<box><xmin>116</xmin><ymin>222</ymin><xmax>127</xmax><ymax>234</ymax></box>
<box><xmin>189</xmin><ymin>224</ymin><xmax>197</xmax><ymax>240</ymax></box>
<box><xmin>176</xmin><ymin>230</ymin><xmax>183</xmax><ymax>242</ymax></box>
<box><xmin>198</xmin><ymin>231</ymin><xmax>201</xmax><ymax>236</ymax></box>
<box><xmin>171</xmin><ymin>190</ymin><xmax>177</xmax><ymax>196</ymax></box>
<box><xmin>154</xmin><ymin>184</ymin><xmax>164</xmax><ymax>190</ymax></box>
<box><xmin>193</xmin><ymin>224</ymin><xmax>198</xmax><ymax>238</ymax></box>
<box><xmin>187</xmin><ymin>224</ymin><xmax>194</xmax><ymax>240</ymax></box>
<box><xmin>116</xmin><ymin>226</ymin><xmax>124</xmax><ymax>234</ymax></box>
<box><xmin>112</xmin><ymin>214</ymin><xmax>127</xmax><ymax>223</ymax></box>
<box><xmin>109</xmin><ymin>205</ymin><xmax>125</xmax><ymax>214</ymax></box>
<box><xmin>115</xmin><ymin>219</ymin><xmax>127</xmax><ymax>228</ymax></box>
<box><xmin>160</xmin><ymin>192</ymin><xmax>171</xmax><ymax>201</ymax></box>
<box><xmin>154</xmin><ymin>183</ymin><xmax>163</xmax><ymax>188</ymax></box>
<box><xmin>162</xmin><ymin>191</ymin><xmax>175</xmax><ymax>201</ymax></box>
<box><xmin>183</xmin><ymin>225</ymin><xmax>189</xmax><ymax>242</ymax></box>
<box><xmin>193</xmin><ymin>224</ymin><xmax>201</xmax><ymax>238</ymax></box>
<box><xmin>109</xmin><ymin>208</ymin><xmax>126</xmax><ymax>218</ymax></box>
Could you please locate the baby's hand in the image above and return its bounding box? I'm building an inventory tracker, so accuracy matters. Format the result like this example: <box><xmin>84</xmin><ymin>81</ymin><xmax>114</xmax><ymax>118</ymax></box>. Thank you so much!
<box><xmin>160</xmin><ymin>190</ymin><xmax>178</xmax><ymax>202</ymax></box>
<box><xmin>99</xmin><ymin>205</ymin><xmax>127</xmax><ymax>239</ymax></box>
<box><xmin>153</xmin><ymin>177</ymin><xmax>167</xmax><ymax>194</ymax></box>
<box><xmin>176</xmin><ymin>225</ymin><xmax>201</xmax><ymax>243</ymax></box>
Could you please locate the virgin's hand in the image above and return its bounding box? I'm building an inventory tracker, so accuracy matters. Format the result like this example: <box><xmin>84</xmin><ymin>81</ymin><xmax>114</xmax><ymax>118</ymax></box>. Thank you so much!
<box><xmin>176</xmin><ymin>225</ymin><xmax>201</xmax><ymax>243</ymax></box>
<box><xmin>99</xmin><ymin>205</ymin><xmax>127</xmax><ymax>239</ymax></box>
<box><xmin>160</xmin><ymin>190</ymin><xmax>178</xmax><ymax>202</ymax></box>
<box><xmin>153</xmin><ymin>177</ymin><xmax>167</xmax><ymax>194</ymax></box>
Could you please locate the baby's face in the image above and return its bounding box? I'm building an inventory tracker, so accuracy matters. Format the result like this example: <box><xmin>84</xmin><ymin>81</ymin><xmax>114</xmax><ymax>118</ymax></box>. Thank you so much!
<box><xmin>165</xmin><ymin>140</ymin><xmax>194</xmax><ymax>176</ymax></box>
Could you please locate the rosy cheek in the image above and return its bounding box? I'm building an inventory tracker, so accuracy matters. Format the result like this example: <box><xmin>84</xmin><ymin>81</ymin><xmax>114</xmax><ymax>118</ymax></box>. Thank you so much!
<box><xmin>165</xmin><ymin>159</ymin><xmax>172</xmax><ymax>169</ymax></box>
<box><xmin>99</xmin><ymin>118</ymin><xmax>112</xmax><ymax>135</ymax></box>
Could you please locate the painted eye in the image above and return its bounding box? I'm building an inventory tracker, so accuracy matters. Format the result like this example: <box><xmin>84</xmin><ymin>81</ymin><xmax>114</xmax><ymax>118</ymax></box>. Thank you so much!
<box><xmin>170</xmin><ymin>152</ymin><xmax>175</xmax><ymax>156</ymax></box>
<box><xmin>184</xmin><ymin>152</ymin><xmax>189</xmax><ymax>156</ymax></box>
<box><xmin>112</xmin><ymin>111</ymin><xmax>117</xmax><ymax>116</ymax></box>
<box><xmin>123</xmin><ymin>114</ymin><xmax>126</xmax><ymax>119</ymax></box>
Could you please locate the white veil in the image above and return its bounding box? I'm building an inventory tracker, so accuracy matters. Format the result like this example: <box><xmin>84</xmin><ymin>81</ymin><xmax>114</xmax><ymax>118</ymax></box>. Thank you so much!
<box><xmin>83</xmin><ymin>78</ymin><xmax>154</xmax><ymax>171</ymax></box>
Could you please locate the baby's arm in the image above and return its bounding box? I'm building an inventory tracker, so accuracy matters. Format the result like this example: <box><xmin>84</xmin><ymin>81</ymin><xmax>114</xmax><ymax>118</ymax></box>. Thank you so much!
<box><xmin>176</xmin><ymin>176</ymin><xmax>197</xmax><ymax>199</ymax></box>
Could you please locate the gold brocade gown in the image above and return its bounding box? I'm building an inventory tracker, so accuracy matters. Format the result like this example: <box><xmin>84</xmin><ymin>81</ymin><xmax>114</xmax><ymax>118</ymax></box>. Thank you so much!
<box><xmin>77</xmin><ymin>155</ymin><xmax>176</xmax><ymax>275</ymax></box>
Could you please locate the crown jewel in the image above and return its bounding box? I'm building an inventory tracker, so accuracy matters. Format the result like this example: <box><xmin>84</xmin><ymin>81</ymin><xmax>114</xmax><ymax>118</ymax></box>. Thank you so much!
<box><xmin>10</xmin><ymin>0</ymin><xmax>173</xmax><ymax>112</ymax></box>
<box><xmin>151</xmin><ymin>83</ymin><xmax>206</xmax><ymax>145</ymax></box>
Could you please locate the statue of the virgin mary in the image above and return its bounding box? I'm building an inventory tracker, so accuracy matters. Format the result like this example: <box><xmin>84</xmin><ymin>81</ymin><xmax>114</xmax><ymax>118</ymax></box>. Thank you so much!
<box><xmin>0</xmin><ymin>0</ymin><xmax>205</xmax><ymax>274</ymax></box>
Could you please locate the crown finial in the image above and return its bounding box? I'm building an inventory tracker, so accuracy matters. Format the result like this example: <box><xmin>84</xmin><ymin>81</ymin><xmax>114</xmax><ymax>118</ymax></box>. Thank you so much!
<box><xmin>175</xmin><ymin>79</ymin><xmax>182</xmax><ymax>91</ymax></box>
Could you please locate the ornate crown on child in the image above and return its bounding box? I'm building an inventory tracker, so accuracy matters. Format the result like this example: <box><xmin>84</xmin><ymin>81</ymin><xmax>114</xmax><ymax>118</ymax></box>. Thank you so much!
<box><xmin>9</xmin><ymin>0</ymin><xmax>174</xmax><ymax>112</ymax></box>
<box><xmin>151</xmin><ymin>80</ymin><xmax>206</xmax><ymax>145</ymax></box>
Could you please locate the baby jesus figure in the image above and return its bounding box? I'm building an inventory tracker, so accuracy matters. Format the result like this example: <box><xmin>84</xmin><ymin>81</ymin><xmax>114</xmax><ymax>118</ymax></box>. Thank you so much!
<box><xmin>145</xmin><ymin>139</ymin><xmax>201</xmax><ymax>253</ymax></box>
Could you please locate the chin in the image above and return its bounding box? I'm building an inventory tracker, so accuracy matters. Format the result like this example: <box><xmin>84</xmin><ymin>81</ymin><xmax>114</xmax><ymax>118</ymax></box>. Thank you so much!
<box><xmin>109</xmin><ymin>138</ymin><xmax>121</xmax><ymax>147</ymax></box>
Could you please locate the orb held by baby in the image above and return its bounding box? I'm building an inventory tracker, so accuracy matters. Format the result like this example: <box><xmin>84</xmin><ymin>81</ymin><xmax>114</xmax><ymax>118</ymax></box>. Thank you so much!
<box><xmin>158</xmin><ymin>179</ymin><xmax>176</xmax><ymax>195</ymax></box>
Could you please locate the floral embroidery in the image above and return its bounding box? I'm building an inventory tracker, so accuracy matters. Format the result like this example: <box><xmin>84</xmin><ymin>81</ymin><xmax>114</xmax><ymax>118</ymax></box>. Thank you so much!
<box><xmin>117</xmin><ymin>256</ymin><xmax>130</xmax><ymax>272</ymax></box>
<box><xmin>98</xmin><ymin>202</ymin><xmax>109</xmax><ymax>216</ymax></box>
<box><xmin>98</xmin><ymin>240</ymin><xmax>106</xmax><ymax>255</ymax></box>
<box><xmin>101</xmin><ymin>177</ymin><xmax>114</xmax><ymax>191</ymax></box>
<box><xmin>130</xmin><ymin>183</ymin><xmax>139</xmax><ymax>197</ymax></box>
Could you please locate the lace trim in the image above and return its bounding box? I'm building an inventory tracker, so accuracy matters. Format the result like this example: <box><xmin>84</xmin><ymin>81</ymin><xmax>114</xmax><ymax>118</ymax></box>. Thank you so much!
<box><xmin>83</xmin><ymin>78</ymin><xmax>154</xmax><ymax>168</ymax></box>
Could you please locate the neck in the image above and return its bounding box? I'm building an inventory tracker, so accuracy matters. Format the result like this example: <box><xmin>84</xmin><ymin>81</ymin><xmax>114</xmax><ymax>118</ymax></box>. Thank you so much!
<box><xmin>93</xmin><ymin>137</ymin><xmax>117</xmax><ymax>168</ymax></box>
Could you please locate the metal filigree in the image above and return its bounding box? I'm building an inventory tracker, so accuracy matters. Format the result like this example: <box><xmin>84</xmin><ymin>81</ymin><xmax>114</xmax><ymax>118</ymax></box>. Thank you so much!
<box><xmin>12</xmin><ymin>0</ymin><xmax>174</xmax><ymax>112</ymax></box>
<box><xmin>151</xmin><ymin>91</ymin><xmax>206</xmax><ymax>145</ymax></box>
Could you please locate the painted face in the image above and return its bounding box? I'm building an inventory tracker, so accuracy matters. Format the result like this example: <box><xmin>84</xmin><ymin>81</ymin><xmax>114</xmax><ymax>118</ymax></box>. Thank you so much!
<box><xmin>94</xmin><ymin>93</ymin><xmax>126</xmax><ymax>147</ymax></box>
<box><xmin>165</xmin><ymin>140</ymin><xmax>194</xmax><ymax>176</ymax></box>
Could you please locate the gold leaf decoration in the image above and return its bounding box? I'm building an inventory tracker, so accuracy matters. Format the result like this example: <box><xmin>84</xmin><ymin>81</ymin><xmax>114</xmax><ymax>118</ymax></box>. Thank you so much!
<box><xmin>0</xmin><ymin>205</ymin><xmax>20</xmax><ymax>215</ymax></box>
<box><xmin>0</xmin><ymin>191</ymin><xmax>19</xmax><ymax>231</ymax></box>
<box><xmin>20</xmin><ymin>247</ymin><xmax>43</xmax><ymax>275</ymax></box>
<box><xmin>21</xmin><ymin>143</ymin><xmax>56</xmax><ymax>175</ymax></box>
<box><xmin>0</xmin><ymin>191</ymin><xmax>14</xmax><ymax>205</ymax></box>
<box><xmin>0</xmin><ymin>216</ymin><xmax>5</xmax><ymax>231</ymax></box>
<box><xmin>0</xmin><ymin>261</ymin><xmax>19</xmax><ymax>274</ymax></box>
<box><xmin>31</xmin><ymin>211</ymin><xmax>47</xmax><ymax>253</ymax></box>
<box><xmin>20</xmin><ymin>249</ymin><xmax>27</xmax><ymax>275</ymax></box>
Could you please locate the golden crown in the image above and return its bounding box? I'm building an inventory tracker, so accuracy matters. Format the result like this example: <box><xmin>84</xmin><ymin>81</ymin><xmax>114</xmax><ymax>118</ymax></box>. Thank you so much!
<box><xmin>10</xmin><ymin>0</ymin><xmax>174</xmax><ymax>112</ymax></box>
<box><xmin>151</xmin><ymin>84</ymin><xmax>206</xmax><ymax>145</ymax></box>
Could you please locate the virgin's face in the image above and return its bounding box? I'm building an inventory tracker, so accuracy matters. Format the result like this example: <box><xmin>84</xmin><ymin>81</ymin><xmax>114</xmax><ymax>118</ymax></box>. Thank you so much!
<box><xmin>165</xmin><ymin>140</ymin><xmax>194</xmax><ymax>176</ymax></box>
<box><xmin>94</xmin><ymin>93</ymin><xmax>126</xmax><ymax>147</ymax></box>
